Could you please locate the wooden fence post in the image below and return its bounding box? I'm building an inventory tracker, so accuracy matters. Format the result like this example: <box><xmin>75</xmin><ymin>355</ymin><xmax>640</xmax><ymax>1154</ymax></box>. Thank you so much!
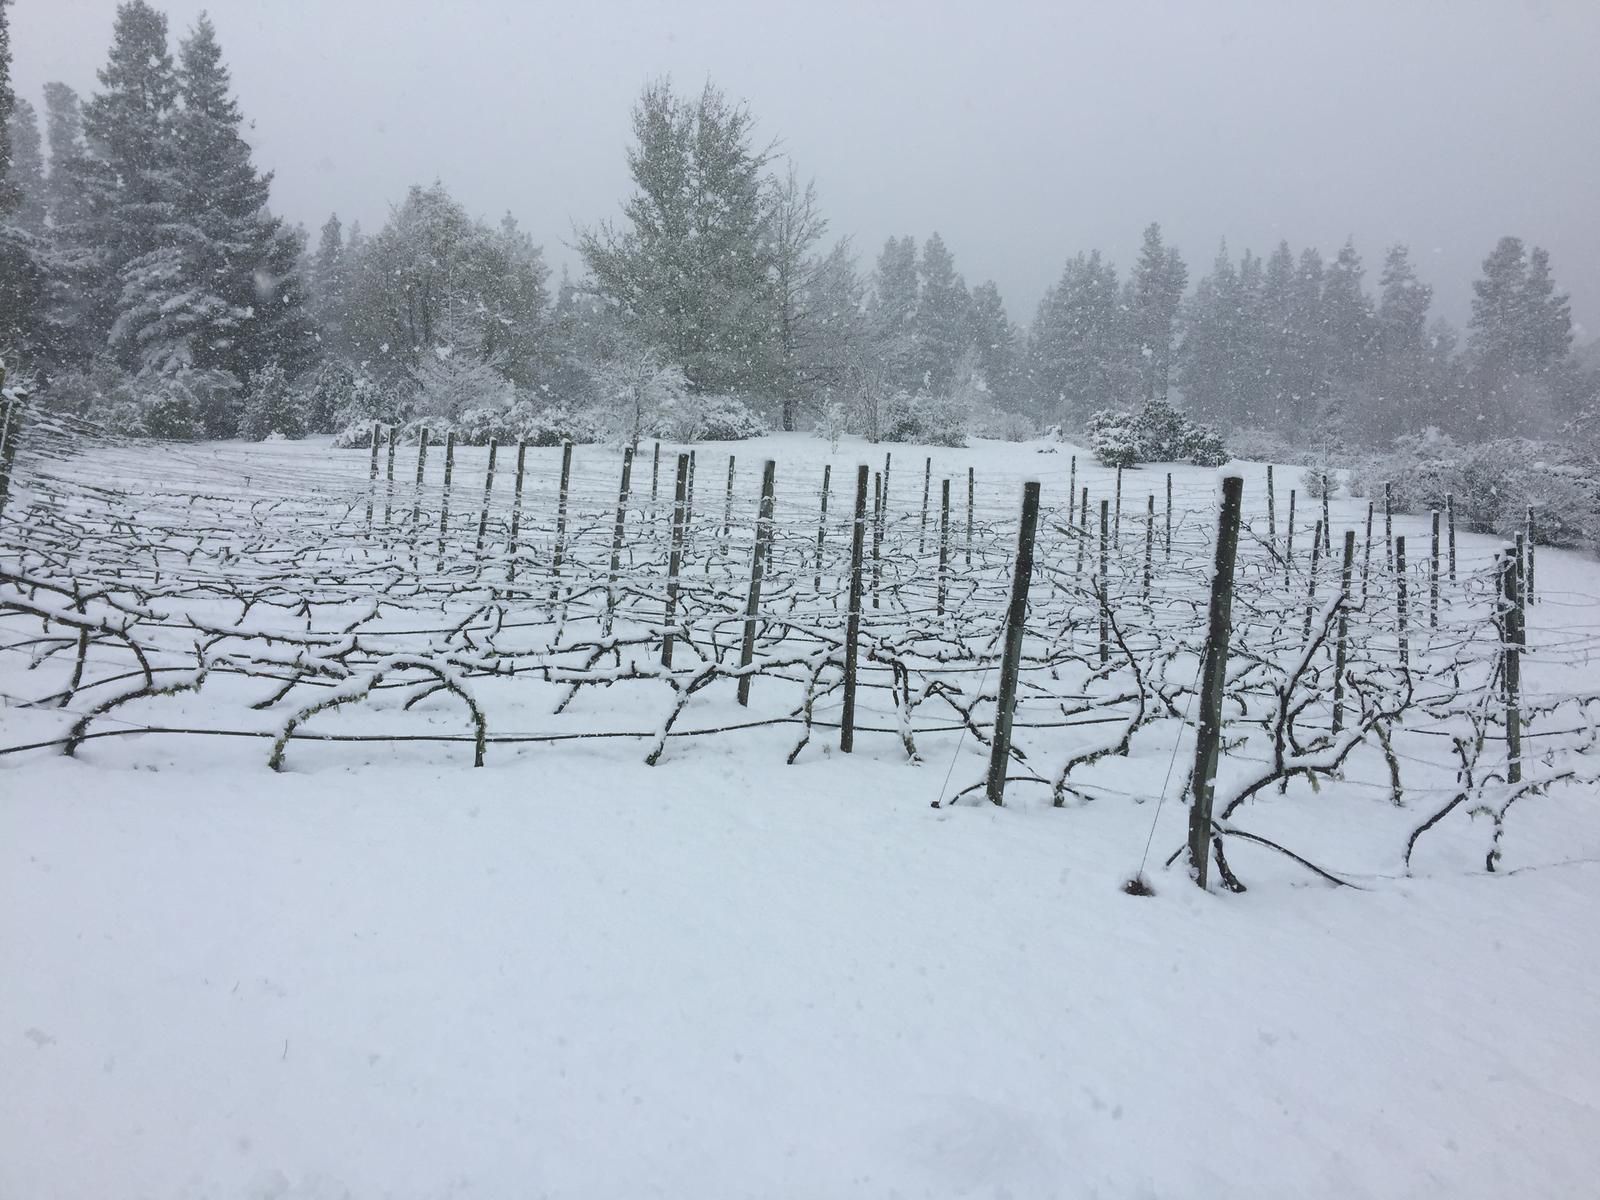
<box><xmin>1384</xmin><ymin>481</ymin><xmax>1393</xmax><ymax>569</ymax></box>
<box><xmin>1113</xmin><ymin>464</ymin><xmax>1123</xmax><ymax>545</ymax></box>
<box><xmin>841</xmin><ymin>464</ymin><xmax>870</xmax><ymax>753</ymax></box>
<box><xmin>737</xmin><ymin>459</ymin><xmax>778</xmax><ymax>707</ymax></box>
<box><xmin>1333</xmin><ymin>530</ymin><xmax>1355</xmax><ymax>732</ymax></box>
<box><xmin>1524</xmin><ymin>509</ymin><xmax>1536</xmax><ymax>604</ymax></box>
<box><xmin>966</xmin><ymin>466</ymin><xmax>975</xmax><ymax>567</ymax></box>
<box><xmin>919</xmin><ymin>456</ymin><xmax>931</xmax><ymax>555</ymax></box>
<box><xmin>1362</xmin><ymin>500</ymin><xmax>1373</xmax><ymax>603</ymax></box>
<box><xmin>550</xmin><ymin>440</ymin><xmax>573</xmax><ymax>602</ymax></box>
<box><xmin>384</xmin><ymin>426</ymin><xmax>397</xmax><ymax>526</ymax></box>
<box><xmin>871</xmin><ymin>470</ymin><xmax>883</xmax><ymax>610</ymax></box>
<box><xmin>1068</xmin><ymin>454</ymin><xmax>1076</xmax><ymax>511</ymax></box>
<box><xmin>1074</xmin><ymin>485</ymin><xmax>1089</xmax><ymax>579</ymax></box>
<box><xmin>0</xmin><ymin>382</ymin><xmax>24</xmax><ymax>521</ymax></box>
<box><xmin>507</xmin><ymin>438</ymin><xmax>527</xmax><ymax>583</ymax></box>
<box><xmin>1302</xmin><ymin>520</ymin><xmax>1323</xmax><ymax>641</ymax></box>
<box><xmin>366</xmin><ymin>423</ymin><xmax>381</xmax><ymax>529</ymax></box>
<box><xmin>1188</xmin><ymin>474</ymin><xmax>1244</xmax><ymax>890</ymax></box>
<box><xmin>814</xmin><ymin>463</ymin><xmax>831</xmax><ymax>593</ymax></box>
<box><xmin>475</xmin><ymin>438</ymin><xmax>498</xmax><ymax>565</ymax></box>
<box><xmin>1321</xmin><ymin>474</ymin><xmax>1331</xmax><ymax>551</ymax></box>
<box><xmin>1395</xmin><ymin>534</ymin><xmax>1409</xmax><ymax>670</ymax></box>
<box><xmin>723</xmin><ymin>454</ymin><xmax>736</xmax><ymax>542</ymax></box>
<box><xmin>985</xmin><ymin>480</ymin><xmax>1041</xmax><ymax>805</ymax></box>
<box><xmin>1446</xmin><ymin>493</ymin><xmax>1457</xmax><ymax>582</ymax></box>
<box><xmin>411</xmin><ymin>427</ymin><xmax>429</xmax><ymax>549</ymax></box>
<box><xmin>1429</xmin><ymin>509</ymin><xmax>1440</xmax><ymax>629</ymax></box>
<box><xmin>1165</xmin><ymin>471</ymin><xmax>1173</xmax><ymax>559</ymax></box>
<box><xmin>1266</xmin><ymin>464</ymin><xmax>1276</xmax><ymax>548</ymax></box>
<box><xmin>937</xmin><ymin>478</ymin><xmax>951</xmax><ymax>615</ymax></box>
<box><xmin>1098</xmin><ymin>498</ymin><xmax>1110</xmax><ymax>666</ymax></box>
<box><xmin>1501</xmin><ymin>547</ymin><xmax>1524</xmax><ymax>784</ymax></box>
<box><xmin>437</xmin><ymin>430</ymin><xmax>456</xmax><ymax>562</ymax></box>
<box><xmin>604</xmin><ymin>445</ymin><xmax>635</xmax><ymax>628</ymax></box>
<box><xmin>1285</xmin><ymin>487</ymin><xmax>1297</xmax><ymax>583</ymax></box>
<box><xmin>661</xmin><ymin>452</ymin><xmax>690</xmax><ymax>667</ymax></box>
<box><xmin>651</xmin><ymin>440</ymin><xmax>661</xmax><ymax>503</ymax></box>
<box><xmin>1142</xmin><ymin>493</ymin><xmax>1154</xmax><ymax>600</ymax></box>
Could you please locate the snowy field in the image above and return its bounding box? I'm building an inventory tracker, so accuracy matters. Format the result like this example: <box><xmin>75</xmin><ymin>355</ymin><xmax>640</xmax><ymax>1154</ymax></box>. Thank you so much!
<box><xmin>4</xmin><ymin>430</ymin><xmax>1600</xmax><ymax>1198</ymax></box>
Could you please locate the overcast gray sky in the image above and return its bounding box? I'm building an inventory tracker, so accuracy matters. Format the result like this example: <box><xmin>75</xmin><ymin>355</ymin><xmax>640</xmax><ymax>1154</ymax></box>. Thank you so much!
<box><xmin>12</xmin><ymin>0</ymin><xmax>1598</xmax><ymax>337</ymax></box>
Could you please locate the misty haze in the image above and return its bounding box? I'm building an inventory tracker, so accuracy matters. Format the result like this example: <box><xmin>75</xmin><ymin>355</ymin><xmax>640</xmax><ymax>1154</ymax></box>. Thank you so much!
<box><xmin>3</xmin><ymin>2</ymin><xmax>1599</xmax><ymax>1198</ymax></box>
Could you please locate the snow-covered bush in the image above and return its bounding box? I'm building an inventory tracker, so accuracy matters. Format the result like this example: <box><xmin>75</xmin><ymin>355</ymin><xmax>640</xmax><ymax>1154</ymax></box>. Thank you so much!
<box><xmin>587</xmin><ymin>346</ymin><xmax>689</xmax><ymax>447</ymax></box>
<box><xmin>331</xmin><ymin>419</ymin><xmax>384</xmax><ymax>450</ymax></box>
<box><xmin>969</xmin><ymin>404</ymin><xmax>1037</xmax><ymax>442</ymax></box>
<box><xmin>1226</xmin><ymin>426</ymin><xmax>1315</xmax><ymax>467</ymax></box>
<box><xmin>37</xmin><ymin>359</ymin><xmax>137</xmax><ymax>420</ymax></box>
<box><xmin>239</xmin><ymin>364</ymin><xmax>304</xmax><ymax>441</ymax></box>
<box><xmin>880</xmin><ymin>388</ymin><xmax>969</xmax><ymax>447</ymax></box>
<box><xmin>410</xmin><ymin>344</ymin><xmax>516</xmax><ymax>423</ymax></box>
<box><xmin>292</xmin><ymin>359</ymin><xmax>358</xmax><ymax>435</ymax></box>
<box><xmin>335</xmin><ymin>399</ymin><xmax>606</xmax><ymax>451</ymax></box>
<box><xmin>659</xmin><ymin>393</ymin><xmax>766</xmax><ymax>442</ymax></box>
<box><xmin>1350</xmin><ymin>433</ymin><xmax>1600</xmax><ymax>548</ymax></box>
<box><xmin>1087</xmin><ymin>398</ymin><xmax>1229</xmax><ymax>468</ymax></box>
<box><xmin>814</xmin><ymin>398</ymin><xmax>849</xmax><ymax>450</ymax></box>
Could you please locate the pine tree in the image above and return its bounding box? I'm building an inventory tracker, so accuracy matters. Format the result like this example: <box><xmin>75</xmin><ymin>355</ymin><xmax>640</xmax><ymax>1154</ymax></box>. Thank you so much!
<box><xmin>1028</xmin><ymin>250</ymin><xmax>1131</xmax><ymax>424</ymax></box>
<box><xmin>1254</xmin><ymin>240</ymin><xmax>1297</xmax><ymax>425</ymax></box>
<box><xmin>914</xmin><ymin>231</ymin><xmax>971</xmax><ymax>396</ymax></box>
<box><xmin>308</xmin><ymin>212</ymin><xmax>346</xmax><ymax>351</ymax></box>
<box><xmin>41</xmin><ymin>82</ymin><xmax>87</xmax><ymax>231</ymax></box>
<box><xmin>113</xmin><ymin>13</ymin><xmax>312</xmax><ymax>382</ymax></box>
<box><xmin>0</xmin><ymin>0</ymin><xmax>52</xmax><ymax>366</ymax></box>
<box><xmin>1321</xmin><ymin>238</ymin><xmax>1376</xmax><ymax>389</ymax></box>
<box><xmin>6</xmin><ymin>96</ymin><xmax>45</xmax><ymax>233</ymax></box>
<box><xmin>1369</xmin><ymin>244</ymin><xmax>1433</xmax><ymax>442</ymax></box>
<box><xmin>868</xmin><ymin>235</ymin><xmax>919</xmax><ymax>393</ymax></box>
<box><xmin>578</xmin><ymin>79</ymin><xmax>772</xmax><ymax>392</ymax></box>
<box><xmin>967</xmin><ymin>280</ymin><xmax>1017</xmax><ymax>408</ymax></box>
<box><xmin>56</xmin><ymin>1</ymin><xmax>177</xmax><ymax>359</ymax></box>
<box><xmin>1131</xmin><ymin>222</ymin><xmax>1187</xmax><ymax>401</ymax></box>
<box><xmin>1468</xmin><ymin>236</ymin><xmax>1573</xmax><ymax>433</ymax></box>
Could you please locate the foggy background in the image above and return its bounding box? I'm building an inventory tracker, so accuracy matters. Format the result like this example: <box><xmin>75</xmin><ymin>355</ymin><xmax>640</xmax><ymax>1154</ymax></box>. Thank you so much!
<box><xmin>11</xmin><ymin>0</ymin><xmax>1597</xmax><ymax>334</ymax></box>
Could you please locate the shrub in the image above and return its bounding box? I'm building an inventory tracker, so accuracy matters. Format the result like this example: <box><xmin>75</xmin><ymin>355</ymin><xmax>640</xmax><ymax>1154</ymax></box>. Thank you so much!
<box><xmin>659</xmin><ymin>392</ymin><xmax>766</xmax><ymax>442</ymax></box>
<box><xmin>239</xmin><ymin>364</ymin><xmax>304</xmax><ymax>441</ymax></box>
<box><xmin>1086</xmin><ymin>398</ymin><xmax>1226</xmax><ymax>467</ymax></box>
<box><xmin>880</xmin><ymin>389</ymin><xmax>969</xmax><ymax>447</ymax></box>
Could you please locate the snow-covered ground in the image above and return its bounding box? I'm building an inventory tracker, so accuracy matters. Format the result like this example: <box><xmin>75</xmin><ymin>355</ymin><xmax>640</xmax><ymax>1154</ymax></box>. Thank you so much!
<box><xmin>4</xmin><ymin>432</ymin><xmax>1600</xmax><ymax>1198</ymax></box>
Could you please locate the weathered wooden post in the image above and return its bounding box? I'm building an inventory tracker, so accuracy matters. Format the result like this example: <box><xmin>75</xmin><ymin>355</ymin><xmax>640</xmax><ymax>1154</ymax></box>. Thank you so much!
<box><xmin>1429</xmin><ymin>509</ymin><xmax>1440</xmax><ymax>629</ymax></box>
<box><xmin>1165</xmin><ymin>471</ymin><xmax>1173</xmax><ymax>559</ymax></box>
<box><xmin>604</xmin><ymin>445</ymin><xmax>635</xmax><ymax>628</ymax></box>
<box><xmin>661</xmin><ymin>452</ymin><xmax>691</xmax><ymax>667</ymax></box>
<box><xmin>985</xmin><ymin>480</ymin><xmax>1041</xmax><ymax>805</ymax></box>
<box><xmin>937</xmin><ymin>478</ymin><xmax>951</xmax><ymax>615</ymax></box>
<box><xmin>384</xmin><ymin>426</ymin><xmax>397</xmax><ymax>526</ymax></box>
<box><xmin>1333</xmin><ymin>530</ymin><xmax>1356</xmax><ymax>732</ymax></box>
<box><xmin>883</xmin><ymin>451</ymin><xmax>892</xmax><ymax>509</ymax></box>
<box><xmin>1074</xmin><ymin>485</ymin><xmax>1089</xmax><ymax>579</ymax></box>
<box><xmin>1321</xmin><ymin>474</ymin><xmax>1332</xmax><ymax>551</ymax></box>
<box><xmin>1285</xmin><ymin>487</ymin><xmax>1297</xmax><ymax>582</ymax></box>
<box><xmin>1361</xmin><ymin>500</ymin><xmax>1374</xmax><ymax>603</ymax></box>
<box><xmin>0</xmin><ymin>379</ymin><xmax>25</xmax><ymax>521</ymax></box>
<box><xmin>1098</xmin><ymin>498</ymin><xmax>1110</xmax><ymax>666</ymax></box>
<box><xmin>737</xmin><ymin>459</ymin><xmax>778</xmax><ymax>707</ymax></box>
<box><xmin>841</xmin><ymin>464</ymin><xmax>870</xmax><ymax>753</ymax></box>
<box><xmin>813</xmin><ymin>463</ymin><xmax>831</xmax><ymax>593</ymax></box>
<box><xmin>1113</xmin><ymin>464</ymin><xmax>1123</xmax><ymax>545</ymax></box>
<box><xmin>1302</xmin><ymin>520</ymin><xmax>1323</xmax><ymax>641</ymax></box>
<box><xmin>437</xmin><ymin>430</ymin><xmax>456</xmax><ymax>561</ymax></box>
<box><xmin>1188</xmin><ymin>474</ymin><xmax>1244</xmax><ymax>890</ymax></box>
<box><xmin>871</xmin><ymin>470</ymin><xmax>884</xmax><ymax>610</ymax></box>
<box><xmin>1068</xmin><ymin>455</ymin><xmax>1077</xmax><ymax>511</ymax></box>
<box><xmin>1266</xmin><ymin>464</ymin><xmax>1276</xmax><ymax>548</ymax></box>
<box><xmin>1395</xmin><ymin>534</ymin><xmax>1409</xmax><ymax>670</ymax></box>
<box><xmin>1501</xmin><ymin>546</ymin><xmax>1524</xmax><ymax>784</ymax></box>
<box><xmin>686</xmin><ymin>448</ymin><xmax>697</xmax><ymax>519</ymax></box>
<box><xmin>366</xmin><ymin>423</ymin><xmax>381</xmax><ymax>529</ymax></box>
<box><xmin>651</xmin><ymin>440</ymin><xmax>661</xmax><ymax>502</ymax></box>
<box><xmin>411</xmin><ymin>427</ymin><xmax>429</xmax><ymax>543</ymax></box>
<box><xmin>722</xmin><ymin>454</ymin><xmax>736</xmax><ymax>542</ymax></box>
<box><xmin>1384</xmin><ymin>481</ymin><xmax>1394</xmax><ymax>569</ymax></box>
<box><xmin>475</xmin><ymin>438</ymin><xmax>498</xmax><ymax>565</ymax></box>
<box><xmin>1142</xmin><ymin>493</ymin><xmax>1154</xmax><ymax>600</ymax></box>
<box><xmin>550</xmin><ymin>440</ymin><xmax>573</xmax><ymax>601</ymax></box>
<box><xmin>1524</xmin><ymin>508</ymin><xmax>1536</xmax><ymax>604</ymax></box>
<box><xmin>966</xmin><ymin>466</ymin><xmax>975</xmax><ymax>567</ymax></box>
<box><xmin>918</xmin><ymin>456</ymin><xmax>931</xmax><ymax>556</ymax></box>
<box><xmin>1446</xmin><ymin>493</ymin><xmax>1457</xmax><ymax>582</ymax></box>
<box><xmin>506</xmin><ymin>439</ymin><xmax>528</xmax><ymax>583</ymax></box>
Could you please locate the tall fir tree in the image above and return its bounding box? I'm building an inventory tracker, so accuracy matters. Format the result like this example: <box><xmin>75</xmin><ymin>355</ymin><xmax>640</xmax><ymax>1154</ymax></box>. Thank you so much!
<box><xmin>1131</xmin><ymin>222</ymin><xmax>1187</xmax><ymax>401</ymax></box>
<box><xmin>308</xmin><ymin>212</ymin><xmax>346</xmax><ymax>354</ymax></box>
<box><xmin>0</xmin><ymin>0</ymin><xmax>53</xmax><ymax>366</ymax></box>
<box><xmin>6</xmin><ymin>96</ymin><xmax>45</xmax><ymax>233</ymax></box>
<box><xmin>41</xmin><ymin>83</ymin><xmax>88</xmax><ymax>231</ymax></box>
<box><xmin>1028</xmin><ymin>250</ymin><xmax>1131</xmax><ymax>423</ymax></box>
<box><xmin>762</xmin><ymin>166</ymin><xmax>828</xmax><ymax>429</ymax></box>
<box><xmin>913</xmin><ymin>231</ymin><xmax>971</xmax><ymax>396</ymax></box>
<box><xmin>1468</xmin><ymin>236</ymin><xmax>1572</xmax><ymax>433</ymax></box>
<box><xmin>0</xmin><ymin>0</ymin><xmax>14</xmax><ymax>215</ymax></box>
<box><xmin>868</xmin><ymin>234</ymin><xmax>919</xmax><ymax>393</ymax></box>
<box><xmin>967</xmin><ymin>280</ymin><xmax>1017</xmax><ymax>408</ymax></box>
<box><xmin>113</xmin><ymin>13</ymin><xmax>311</xmax><ymax>382</ymax></box>
<box><xmin>1369</xmin><ymin>244</ymin><xmax>1433</xmax><ymax>441</ymax></box>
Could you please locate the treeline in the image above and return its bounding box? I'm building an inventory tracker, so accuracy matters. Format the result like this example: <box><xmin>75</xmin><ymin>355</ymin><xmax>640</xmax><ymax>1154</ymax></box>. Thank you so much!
<box><xmin>1</xmin><ymin>0</ymin><xmax>1594</xmax><ymax>451</ymax></box>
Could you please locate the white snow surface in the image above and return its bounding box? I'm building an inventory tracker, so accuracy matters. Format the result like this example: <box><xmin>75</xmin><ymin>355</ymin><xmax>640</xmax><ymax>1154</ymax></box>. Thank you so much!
<box><xmin>4</xmin><ymin>432</ymin><xmax>1600</xmax><ymax>1198</ymax></box>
